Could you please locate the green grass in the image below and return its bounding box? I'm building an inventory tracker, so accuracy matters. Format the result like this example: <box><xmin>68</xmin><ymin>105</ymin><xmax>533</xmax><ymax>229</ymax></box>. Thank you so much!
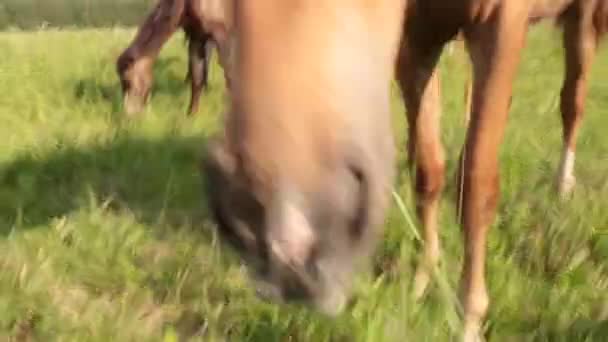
<box><xmin>0</xmin><ymin>24</ymin><xmax>607</xmax><ymax>341</ymax></box>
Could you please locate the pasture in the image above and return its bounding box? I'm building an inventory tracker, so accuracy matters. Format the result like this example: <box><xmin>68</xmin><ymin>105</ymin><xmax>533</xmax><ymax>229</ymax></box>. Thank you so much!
<box><xmin>0</xmin><ymin>24</ymin><xmax>607</xmax><ymax>341</ymax></box>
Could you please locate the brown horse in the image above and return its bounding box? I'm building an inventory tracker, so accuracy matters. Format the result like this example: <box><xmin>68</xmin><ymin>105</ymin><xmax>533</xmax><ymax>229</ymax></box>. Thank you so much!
<box><xmin>203</xmin><ymin>0</ymin><xmax>404</xmax><ymax>317</ymax></box>
<box><xmin>202</xmin><ymin>0</ymin><xmax>607</xmax><ymax>341</ymax></box>
<box><xmin>116</xmin><ymin>0</ymin><xmax>233</xmax><ymax>116</ymax></box>
<box><xmin>400</xmin><ymin>1</ymin><xmax>607</xmax><ymax>340</ymax></box>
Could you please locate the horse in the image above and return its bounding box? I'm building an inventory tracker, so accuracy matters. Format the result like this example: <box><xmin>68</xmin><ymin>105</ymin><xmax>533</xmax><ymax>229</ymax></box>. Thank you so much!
<box><xmin>202</xmin><ymin>0</ymin><xmax>607</xmax><ymax>341</ymax></box>
<box><xmin>116</xmin><ymin>0</ymin><xmax>234</xmax><ymax>116</ymax></box>
<box><xmin>202</xmin><ymin>0</ymin><xmax>404</xmax><ymax>318</ymax></box>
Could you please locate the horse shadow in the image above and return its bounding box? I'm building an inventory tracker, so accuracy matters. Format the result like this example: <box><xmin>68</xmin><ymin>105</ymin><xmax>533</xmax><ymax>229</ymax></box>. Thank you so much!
<box><xmin>0</xmin><ymin>132</ymin><xmax>212</xmax><ymax>236</ymax></box>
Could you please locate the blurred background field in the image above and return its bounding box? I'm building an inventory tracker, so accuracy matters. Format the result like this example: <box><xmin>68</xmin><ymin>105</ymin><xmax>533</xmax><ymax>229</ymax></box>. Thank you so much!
<box><xmin>0</xmin><ymin>7</ymin><xmax>607</xmax><ymax>342</ymax></box>
<box><xmin>0</xmin><ymin>0</ymin><xmax>155</xmax><ymax>29</ymax></box>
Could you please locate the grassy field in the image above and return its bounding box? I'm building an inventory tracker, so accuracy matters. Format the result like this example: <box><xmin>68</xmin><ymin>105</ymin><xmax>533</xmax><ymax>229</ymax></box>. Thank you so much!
<box><xmin>0</xmin><ymin>25</ymin><xmax>607</xmax><ymax>341</ymax></box>
<box><xmin>0</xmin><ymin>0</ymin><xmax>156</xmax><ymax>30</ymax></box>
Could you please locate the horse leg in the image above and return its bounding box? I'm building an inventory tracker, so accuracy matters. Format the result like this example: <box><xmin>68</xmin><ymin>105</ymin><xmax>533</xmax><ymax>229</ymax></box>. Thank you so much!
<box><xmin>458</xmin><ymin>23</ymin><xmax>527</xmax><ymax>341</ymax></box>
<box><xmin>187</xmin><ymin>33</ymin><xmax>213</xmax><ymax>115</ymax></box>
<box><xmin>557</xmin><ymin>6</ymin><xmax>598</xmax><ymax>197</ymax></box>
<box><xmin>396</xmin><ymin>37</ymin><xmax>446</xmax><ymax>300</ymax></box>
<box><xmin>458</xmin><ymin>10</ymin><xmax>528</xmax><ymax>342</ymax></box>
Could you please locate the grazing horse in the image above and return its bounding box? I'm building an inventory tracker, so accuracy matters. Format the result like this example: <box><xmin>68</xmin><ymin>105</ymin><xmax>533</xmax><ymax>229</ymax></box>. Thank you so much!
<box><xmin>202</xmin><ymin>0</ymin><xmax>607</xmax><ymax>341</ymax></box>
<box><xmin>116</xmin><ymin>0</ymin><xmax>233</xmax><ymax>116</ymax></box>
<box><xmin>203</xmin><ymin>0</ymin><xmax>404</xmax><ymax>317</ymax></box>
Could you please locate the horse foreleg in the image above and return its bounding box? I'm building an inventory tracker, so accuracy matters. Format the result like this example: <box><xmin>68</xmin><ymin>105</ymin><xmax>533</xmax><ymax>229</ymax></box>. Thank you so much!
<box><xmin>396</xmin><ymin>34</ymin><xmax>446</xmax><ymax>301</ymax></box>
<box><xmin>458</xmin><ymin>9</ymin><xmax>528</xmax><ymax>341</ymax></box>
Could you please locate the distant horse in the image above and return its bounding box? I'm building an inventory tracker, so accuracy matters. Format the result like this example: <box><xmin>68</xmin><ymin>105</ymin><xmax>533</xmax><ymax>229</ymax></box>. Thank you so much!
<box><xmin>203</xmin><ymin>0</ymin><xmax>608</xmax><ymax>341</ymax></box>
<box><xmin>116</xmin><ymin>0</ymin><xmax>233</xmax><ymax>116</ymax></box>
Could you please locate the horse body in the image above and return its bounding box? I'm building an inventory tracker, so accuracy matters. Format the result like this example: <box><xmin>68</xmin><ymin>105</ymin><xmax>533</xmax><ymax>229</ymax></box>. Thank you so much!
<box><xmin>202</xmin><ymin>0</ymin><xmax>606</xmax><ymax>341</ymax></box>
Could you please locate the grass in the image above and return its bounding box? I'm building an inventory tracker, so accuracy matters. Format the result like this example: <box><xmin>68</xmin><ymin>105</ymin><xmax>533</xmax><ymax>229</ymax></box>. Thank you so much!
<box><xmin>0</xmin><ymin>24</ymin><xmax>607</xmax><ymax>341</ymax></box>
